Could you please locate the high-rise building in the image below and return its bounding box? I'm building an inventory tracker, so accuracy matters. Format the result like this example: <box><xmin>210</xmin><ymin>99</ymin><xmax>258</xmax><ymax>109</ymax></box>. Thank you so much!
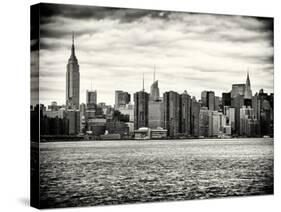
<box><xmin>66</xmin><ymin>33</ymin><xmax>80</xmax><ymax>110</ymax></box>
<box><xmin>163</xmin><ymin>91</ymin><xmax>180</xmax><ymax>137</ymax></box>
<box><xmin>201</xmin><ymin>91</ymin><xmax>207</xmax><ymax>107</ymax></box>
<box><xmin>244</xmin><ymin>72</ymin><xmax>253</xmax><ymax>99</ymax></box>
<box><xmin>231</xmin><ymin>94</ymin><xmax>244</xmax><ymax>135</ymax></box>
<box><xmin>199</xmin><ymin>107</ymin><xmax>211</xmax><ymax>137</ymax></box>
<box><xmin>134</xmin><ymin>91</ymin><xmax>149</xmax><ymax>130</ymax></box>
<box><xmin>148</xmin><ymin>101</ymin><xmax>164</xmax><ymax>129</ymax></box>
<box><xmin>222</xmin><ymin>92</ymin><xmax>231</xmax><ymax>111</ymax></box>
<box><xmin>65</xmin><ymin>110</ymin><xmax>80</xmax><ymax>135</ymax></box>
<box><xmin>244</xmin><ymin>72</ymin><xmax>253</xmax><ymax>107</ymax></box>
<box><xmin>201</xmin><ymin>91</ymin><xmax>215</xmax><ymax>110</ymax></box>
<box><xmin>115</xmin><ymin>90</ymin><xmax>130</xmax><ymax>108</ymax></box>
<box><xmin>191</xmin><ymin>98</ymin><xmax>200</xmax><ymax>137</ymax></box>
<box><xmin>150</xmin><ymin>69</ymin><xmax>160</xmax><ymax>101</ymax></box>
<box><xmin>215</xmin><ymin>96</ymin><xmax>220</xmax><ymax>111</ymax></box>
<box><xmin>240</xmin><ymin>106</ymin><xmax>257</xmax><ymax>136</ymax></box>
<box><xmin>225</xmin><ymin>107</ymin><xmax>235</xmax><ymax>132</ymax></box>
<box><xmin>207</xmin><ymin>91</ymin><xmax>215</xmax><ymax>111</ymax></box>
<box><xmin>231</xmin><ymin>84</ymin><xmax>245</xmax><ymax>98</ymax></box>
<box><xmin>148</xmin><ymin>71</ymin><xmax>163</xmax><ymax>129</ymax></box>
<box><xmin>86</xmin><ymin>90</ymin><xmax>97</xmax><ymax>106</ymax></box>
<box><xmin>180</xmin><ymin>91</ymin><xmax>191</xmax><ymax>136</ymax></box>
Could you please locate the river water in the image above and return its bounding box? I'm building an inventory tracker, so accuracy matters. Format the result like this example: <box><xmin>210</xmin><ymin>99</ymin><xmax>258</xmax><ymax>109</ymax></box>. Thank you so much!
<box><xmin>39</xmin><ymin>138</ymin><xmax>273</xmax><ymax>208</ymax></box>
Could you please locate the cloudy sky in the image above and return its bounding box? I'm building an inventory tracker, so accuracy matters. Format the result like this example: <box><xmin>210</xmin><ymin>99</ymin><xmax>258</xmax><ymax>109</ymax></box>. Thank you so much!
<box><xmin>31</xmin><ymin>3</ymin><xmax>273</xmax><ymax>106</ymax></box>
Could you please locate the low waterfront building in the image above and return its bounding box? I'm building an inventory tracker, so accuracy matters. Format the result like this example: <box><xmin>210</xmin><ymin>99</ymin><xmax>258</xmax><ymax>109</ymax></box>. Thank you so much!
<box><xmin>134</xmin><ymin>127</ymin><xmax>151</xmax><ymax>140</ymax></box>
<box><xmin>150</xmin><ymin>128</ymin><xmax>168</xmax><ymax>139</ymax></box>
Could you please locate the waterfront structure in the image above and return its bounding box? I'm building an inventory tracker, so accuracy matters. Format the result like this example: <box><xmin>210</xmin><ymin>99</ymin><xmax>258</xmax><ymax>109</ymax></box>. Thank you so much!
<box><xmin>180</xmin><ymin>91</ymin><xmax>191</xmax><ymax>136</ymax></box>
<box><xmin>150</xmin><ymin>128</ymin><xmax>168</xmax><ymax>139</ymax></box>
<box><xmin>115</xmin><ymin>90</ymin><xmax>130</xmax><ymax>108</ymax></box>
<box><xmin>163</xmin><ymin>91</ymin><xmax>181</xmax><ymax>137</ymax></box>
<box><xmin>86</xmin><ymin>118</ymin><xmax>106</xmax><ymax>136</ymax></box>
<box><xmin>66</xmin><ymin>33</ymin><xmax>80</xmax><ymax>110</ymax></box>
<box><xmin>106</xmin><ymin>121</ymin><xmax>129</xmax><ymax>137</ymax></box>
<box><xmin>126</xmin><ymin>122</ymin><xmax>134</xmax><ymax>135</ymax></box>
<box><xmin>134</xmin><ymin>127</ymin><xmax>150</xmax><ymax>140</ymax></box>
<box><xmin>223</xmin><ymin>125</ymin><xmax>232</xmax><ymax>136</ymax></box>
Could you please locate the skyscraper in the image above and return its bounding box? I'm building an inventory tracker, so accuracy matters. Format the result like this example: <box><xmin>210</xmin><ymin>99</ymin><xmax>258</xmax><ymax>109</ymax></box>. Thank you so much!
<box><xmin>86</xmin><ymin>90</ymin><xmax>97</xmax><ymax>106</ymax></box>
<box><xmin>148</xmin><ymin>69</ymin><xmax>163</xmax><ymax>129</ymax></box>
<box><xmin>191</xmin><ymin>98</ymin><xmax>200</xmax><ymax>137</ymax></box>
<box><xmin>244</xmin><ymin>71</ymin><xmax>253</xmax><ymax>107</ymax></box>
<box><xmin>207</xmin><ymin>91</ymin><xmax>215</xmax><ymax>111</ymax></box>
<box><xmin>150</xmin><ymin>68</ymin><xmax>160</xmax><ymax>101</ymax></box>
<box><xmin>66</xmin><ymin>33</ymin><xmax>80</xmax><ymax>110</ymax></box>
<box><xmin>115</xmin><ymin>90</ymin><xmax>131</xmax><ymax>108</ymax></box>
<box><xmin>180</xmin><ymin>90</ymin><xmax>191</xmax><ymax>136</ymax></box>
<box><xmin>231</xmin><ymin>84</ymin><xmax>245</xmax><ymax>98</ymax></box>
<box><xmin>134</xmin><ymin>91</ymin><xmax>149</xmax><ymax>130</ymax></box>
<box><xmin>134</xmin><ymin>76</ymin><xmax>149</xmax><ymax>130</ymax></box>
<box><xmin>201</xmin><ymin>91</ymin><xmax>207</xmax><ymax>107</ymax></box>
<box><xmin>163</xmin><ymin>91</ymin><xmax>180</xmax><ymax>137</ymax></box>
<box><xmin>222</xmin><ymin>92</ymin><xmax>231</xmax><ymax>110</ymax></box>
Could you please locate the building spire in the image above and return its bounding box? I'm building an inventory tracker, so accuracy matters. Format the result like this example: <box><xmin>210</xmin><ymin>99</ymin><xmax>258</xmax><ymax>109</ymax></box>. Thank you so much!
<box><xmin>246</xmin><ymin>68</ymin><xmax>250</xmax><ymax>87</ymax></box>
<box><xmin>153</xmin><ymin>65</ymin><xmax>156</xmax><ymax>82</ymax></box>
<box><xmin>142</xmin><ymin>73</ymin><xmax>145</xmax><ymax>91</ymax></box>
<box><xmin>71</xmin><ymin>32</ymin><xmax>75</xmax><ymax>57</ymax></box>
<box><xmin>244</xmin><ymin>68</ymin><xmax>252</xmax><ymax>99</ymax></box>
<box><xmin>72</xmin><ymin>31</ymin><xmax>74</xmax><ymax>45</ymax></box>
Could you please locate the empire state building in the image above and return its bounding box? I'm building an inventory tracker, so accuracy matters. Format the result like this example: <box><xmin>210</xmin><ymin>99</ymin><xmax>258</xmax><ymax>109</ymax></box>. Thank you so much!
<box><xmin>66</xmin><ymin>33</ymin><xmax>80</xmax><ymax>109</ymax></box>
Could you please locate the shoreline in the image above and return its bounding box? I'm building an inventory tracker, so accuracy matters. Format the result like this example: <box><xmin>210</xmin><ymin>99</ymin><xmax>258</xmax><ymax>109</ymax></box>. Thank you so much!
<box><xmin>38</xmin><ymin>136</ymin><xmax>273</xmax><ymax>143</ymax></box>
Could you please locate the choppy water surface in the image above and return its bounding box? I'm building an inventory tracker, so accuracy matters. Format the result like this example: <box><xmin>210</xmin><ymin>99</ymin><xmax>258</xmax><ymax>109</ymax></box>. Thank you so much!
<box><xmin>39</xmin><ymin>138</ymin><xmax>273</xmax><ymax>208</ymax></box>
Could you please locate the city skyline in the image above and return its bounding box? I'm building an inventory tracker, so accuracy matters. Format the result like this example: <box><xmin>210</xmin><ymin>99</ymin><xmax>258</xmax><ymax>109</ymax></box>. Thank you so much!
<box><xmin>31</xmin><ymin>4</ymin><xmax>273</xmax><ymax>106</ymax></box>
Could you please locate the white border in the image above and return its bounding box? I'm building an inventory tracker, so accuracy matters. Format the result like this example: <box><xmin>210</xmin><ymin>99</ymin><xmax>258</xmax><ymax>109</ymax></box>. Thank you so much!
<box><xmin>0</xmin><ymin>0</ymin><xmax>280</xmax><ymax>211</ymax></box>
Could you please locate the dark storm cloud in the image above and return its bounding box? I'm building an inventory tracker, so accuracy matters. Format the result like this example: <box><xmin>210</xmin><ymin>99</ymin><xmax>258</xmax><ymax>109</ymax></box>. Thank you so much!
<box><xmin>40</xmin><ymin>3</ymin><xmax>171</xmax><ymax>23</ymax></box>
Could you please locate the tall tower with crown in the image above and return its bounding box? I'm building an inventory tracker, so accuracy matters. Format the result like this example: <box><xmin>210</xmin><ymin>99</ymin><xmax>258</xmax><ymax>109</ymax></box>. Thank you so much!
<box><xmin>66</xmin><ymin>32</ymin><xmax>80</xmax><ymax>110</ymax></box>
<box><xmin>150</xmin><ymin>65</ymin><xmax>160</xmax><ymax>101</ymax></box>
<box><xmin>244</xmin><ymin>70</ymin><xmax>253</xmax><ymax>107</ymax></box>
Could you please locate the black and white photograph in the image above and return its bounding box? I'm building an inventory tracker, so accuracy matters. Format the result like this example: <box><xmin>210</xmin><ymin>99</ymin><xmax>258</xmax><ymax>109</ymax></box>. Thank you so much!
<box><xmin>30</xmin><ymin>3</ymin><xmax>274</xmax><ymax>209</ymax></box>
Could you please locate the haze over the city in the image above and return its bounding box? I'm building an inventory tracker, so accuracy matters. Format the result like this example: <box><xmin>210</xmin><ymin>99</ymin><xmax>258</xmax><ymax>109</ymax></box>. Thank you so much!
<box><xmin>31</xmin><ymin>4</ymin><xmax>274</xmax><ymax>106</ymax></box>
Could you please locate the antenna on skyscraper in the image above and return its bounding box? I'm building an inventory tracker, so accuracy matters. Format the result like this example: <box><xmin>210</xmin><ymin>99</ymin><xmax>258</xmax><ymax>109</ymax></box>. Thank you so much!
<box><xmin>72</xmin><ymin>31</ymin><xmax>74</xmax><ymax>45</ymax></box>
<box><xmin>142</xmin><ymin>73</ymin><xmax>145</xmax><ymax>91</ymax></box>
<box><xmin>153</xmin><ymin>65</ymin><xmax>156</xmax><ymax>82</ymax></box>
